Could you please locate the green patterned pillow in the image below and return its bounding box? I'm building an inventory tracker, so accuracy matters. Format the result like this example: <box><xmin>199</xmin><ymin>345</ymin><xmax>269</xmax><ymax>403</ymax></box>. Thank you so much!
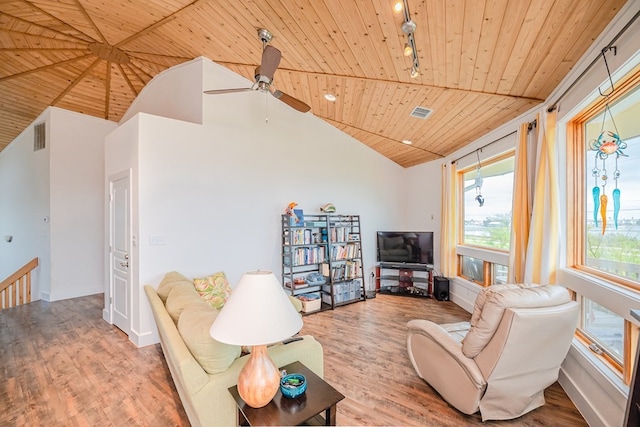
<box><xmin>193</xmin><ymin>272</ymin><xmax>232</xmax><ymax>310</ymax></box>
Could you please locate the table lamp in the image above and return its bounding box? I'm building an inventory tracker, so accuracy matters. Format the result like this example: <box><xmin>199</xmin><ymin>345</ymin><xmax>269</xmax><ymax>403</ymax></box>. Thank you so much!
<box><xmin>209</xmin><ymin>270</ymin><xmax>303</xmax><ymax>408</ymax></box>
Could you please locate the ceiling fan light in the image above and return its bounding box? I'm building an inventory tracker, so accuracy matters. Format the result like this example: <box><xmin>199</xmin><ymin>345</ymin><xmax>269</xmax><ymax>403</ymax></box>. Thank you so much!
<box><xmin>393</xmin><ymin>1</ymin><xmax>403</xmax><ymax>13</ymax></box>
<box><xmin>403</xmin><ymin>43</ymin><xmax>413</xmax><ymax>57</ymax></box>
<box><xmin>324</xmin><ymin>93</ymin><xmax>337</xmax><ymax>102</ymax></box>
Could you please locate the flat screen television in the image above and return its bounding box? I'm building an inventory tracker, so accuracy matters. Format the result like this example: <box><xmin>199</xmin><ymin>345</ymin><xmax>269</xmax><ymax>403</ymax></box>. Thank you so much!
<box><xmin>376</xmin><ymin>231</ymin><xmax>434</xmax><ymax>265</ymax></box>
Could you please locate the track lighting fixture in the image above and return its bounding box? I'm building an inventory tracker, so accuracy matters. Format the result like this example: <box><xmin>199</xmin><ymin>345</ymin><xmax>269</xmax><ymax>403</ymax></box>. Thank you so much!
<box><xmin>403</xmin><ymin>43</ymin><xmax>413</xmax><ymax>56</ymax></box>
<box><xmin>395</xmin><ymin>0</ymin><xmax>420</xmax><ymax>78</ymax></box>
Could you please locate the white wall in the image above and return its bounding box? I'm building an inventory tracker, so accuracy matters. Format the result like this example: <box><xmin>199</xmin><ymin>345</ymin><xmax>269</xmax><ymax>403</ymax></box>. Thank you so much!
<box><xmin>0</xmin><ymin>107</ymin><xmax>116</xmax><ymax>302</ymax></box>
<box><xmin>106</xmin><ymin>58</ymin><xmax>408</xmax><ymax>346</ymax></box>
<box><xmin>48</xmin><ymin>108</ymin><xmax>118</xmax><ymax>300</ymax></box>
<box><xmin>120</xmin><ymin>58</ymin><xmax>206</xmax><ymax>126</ymax></box>
<box><xmin>0</xmin><ymin>110</ymin><xmax>51</xmax><ymax>299</ymax></box>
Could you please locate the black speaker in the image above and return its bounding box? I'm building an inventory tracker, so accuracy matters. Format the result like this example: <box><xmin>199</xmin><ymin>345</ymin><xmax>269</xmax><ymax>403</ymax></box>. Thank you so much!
<box><xmin>433</xmin><ymin>276</ymin><xmax>449</xmax><ymax>301</ymax></box>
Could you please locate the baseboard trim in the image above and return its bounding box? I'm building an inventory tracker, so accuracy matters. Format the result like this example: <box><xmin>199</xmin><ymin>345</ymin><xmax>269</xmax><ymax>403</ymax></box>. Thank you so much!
<box><xmin>102</xmin><ymin>308</ymin><xmax>112</xmax><ymax>324</ymax></box>
<box><xmin>129</xmin><ymin>328</ymin><xmax>159</xmax><ymax>348</ymax></box>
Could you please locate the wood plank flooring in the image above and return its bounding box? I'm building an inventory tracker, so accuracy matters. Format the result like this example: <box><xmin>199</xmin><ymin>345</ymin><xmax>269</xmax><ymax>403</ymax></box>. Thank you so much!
<box><xmin>0</xmin><ymin>293</ymin><xmax>587</xmax><ymax>426</ymax></box>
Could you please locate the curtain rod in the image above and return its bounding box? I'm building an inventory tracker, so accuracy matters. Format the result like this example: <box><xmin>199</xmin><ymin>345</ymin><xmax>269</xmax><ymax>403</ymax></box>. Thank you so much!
<box><xmin>451</xmin><ymin>118</ymin><xmax>536</xmax><ymax>164</ymax></box>
<box><xmin>547</xmin><ymin>7</ymin><xmax>640</xmax><ymax>113</ymax></box>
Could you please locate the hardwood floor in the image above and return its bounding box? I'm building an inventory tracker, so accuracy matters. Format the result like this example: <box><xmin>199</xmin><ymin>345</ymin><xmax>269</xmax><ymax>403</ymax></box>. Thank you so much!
<box><xmin>0</xmin><ymin>295</ymin><xmax>188</xmax><ymax>426</ymax></box>
<box><xmin>0</xmin><ymin>293</ymin><xmax>587</xmax><ymax>426</ymax></box>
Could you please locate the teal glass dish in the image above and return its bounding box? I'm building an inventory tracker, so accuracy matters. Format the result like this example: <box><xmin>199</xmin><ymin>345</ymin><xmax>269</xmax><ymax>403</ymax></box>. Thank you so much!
<box><xmin>280</xmin><ymin>373</ymin><xmax>307</xmax><ymax>398</ymax></box>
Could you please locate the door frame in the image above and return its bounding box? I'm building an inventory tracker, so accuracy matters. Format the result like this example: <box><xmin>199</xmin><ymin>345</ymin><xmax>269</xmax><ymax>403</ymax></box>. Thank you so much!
<box><xmin>107</xmin><ymin>170</ymin><xmax>132</xmax><ymax>331</ymax></box>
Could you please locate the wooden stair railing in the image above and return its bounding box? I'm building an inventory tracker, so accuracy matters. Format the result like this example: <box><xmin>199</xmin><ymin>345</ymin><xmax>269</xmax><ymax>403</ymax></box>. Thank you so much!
<box><xmin>0</xmin><ymin>257</ymin><xmax>39</xmax><ymax>310</ymax></box>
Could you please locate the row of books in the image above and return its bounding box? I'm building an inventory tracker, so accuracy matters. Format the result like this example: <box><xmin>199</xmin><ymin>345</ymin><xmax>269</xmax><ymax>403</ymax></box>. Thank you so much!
<box><xmin>283</xmin><ymin>246</ymin><xmax>326</xmax><ymax>266</ymax></box>
<box><xmin>330</xmin><ymin>243</ymin><xmax>360</xmax><ymax>261</ymax></box>
<box><xmin>287</xmin><ymin>228</ymin><xmax>314</xmax><ymax>245</ymax></box>
<box><xmin>329</xmin><ymin>227</ymin><xmax>359</xmax><ymax>243</ymax></box>
<box><xmin>330</xmin><ymin>260</ymin><xmax>362</xmax><ymax>281</ymax></box>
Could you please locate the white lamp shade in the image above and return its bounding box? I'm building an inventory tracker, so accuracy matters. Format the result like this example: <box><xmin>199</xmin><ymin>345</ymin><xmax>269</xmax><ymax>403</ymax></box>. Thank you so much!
<box><xmin>209</xmin><ymin>271</ymin><xmax>303</xmax><ymax>346</ymax></box>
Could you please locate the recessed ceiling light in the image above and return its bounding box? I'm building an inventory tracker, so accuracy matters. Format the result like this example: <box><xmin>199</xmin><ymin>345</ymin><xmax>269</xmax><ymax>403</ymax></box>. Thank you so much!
<box><xmin>402</xmin><ymin>139</ymin><xmax>413</xmax><ymax>145</ymax></box>
<box><xmin>324</xmin><ymin>93</ymin><xmax>337</xmax><ymax>102</ymax></box>
<box><xmin>393</xmin><ymin>1</ymin><xmax>403</xmax><ymax>13</ymax></box>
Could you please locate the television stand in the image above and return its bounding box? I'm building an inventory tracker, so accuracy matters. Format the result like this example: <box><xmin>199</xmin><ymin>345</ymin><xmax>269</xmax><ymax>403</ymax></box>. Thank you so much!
<box><xmin>375</xmin><ymin>263</ymin><xmax>433</xmax><ymax>298</ymax></box>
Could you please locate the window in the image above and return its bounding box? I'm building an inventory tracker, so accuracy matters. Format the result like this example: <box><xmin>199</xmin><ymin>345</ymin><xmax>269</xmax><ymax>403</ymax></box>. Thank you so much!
<box><xmin>461</xmin><ymin>154</ymin><xmax>515</xmax><ymax>250</ymax></box>
<box><xmin>581</xmin><ymin>297</ymin><xmax>624</xmax><ymax>365</ymax></box>
<box><xmin>457</xmin><ymin>152</ymin><xmax>514</xmax><ymax>286</ymax></box>
<box><xmin>584</xmin><ymin>85</ymin><xmax>640</xmax><ymax>285</ymax></box>
<box><xmin>568</xmin><ymin>65</ymin><xmax>640</xmax><ymax>381</ymax></box>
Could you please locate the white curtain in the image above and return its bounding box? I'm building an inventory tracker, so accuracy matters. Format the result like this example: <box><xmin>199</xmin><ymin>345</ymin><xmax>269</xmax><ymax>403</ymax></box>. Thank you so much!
<box><xmin>524</xmin><ymin>110</ymin><xmax>560</xmax><ymax>285</ymax></box>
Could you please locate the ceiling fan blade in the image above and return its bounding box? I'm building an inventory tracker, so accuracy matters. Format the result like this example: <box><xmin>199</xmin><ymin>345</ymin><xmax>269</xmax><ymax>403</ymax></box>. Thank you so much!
<box><xmin>204</xmin><ymin>87</ymin><xmax>253</xmax><ymax>95</ymax></box>
<box><xmin>260</xmin><ymin>45</ymin><xmax>281</xmax><ymax>81</ymax></box>
<box><xmin>272</xmin><ymin>90</ymin><xmax>311</xmax><ymax>113</ymax></box>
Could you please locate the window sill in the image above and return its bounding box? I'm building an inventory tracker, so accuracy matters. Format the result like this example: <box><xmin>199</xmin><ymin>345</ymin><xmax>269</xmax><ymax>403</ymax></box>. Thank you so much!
<box><xmin>557</xmin><ymin>268</ymin><xmax>640</xmax><ymax>324</ymax></box>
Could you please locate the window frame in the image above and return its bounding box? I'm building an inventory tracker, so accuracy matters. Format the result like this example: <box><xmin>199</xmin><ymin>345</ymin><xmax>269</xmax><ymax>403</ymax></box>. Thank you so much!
<box><xmin>566</xmin><ymin>64</ymin><xmax>640</xmax><ymax>383</ymax></box>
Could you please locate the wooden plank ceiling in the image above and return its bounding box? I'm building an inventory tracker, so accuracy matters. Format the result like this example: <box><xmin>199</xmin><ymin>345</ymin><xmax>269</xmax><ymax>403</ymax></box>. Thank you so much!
<box><xmin>0</xmin><ymin>0</ymin><xmax>628</xmax><ymax>167</ymax></box>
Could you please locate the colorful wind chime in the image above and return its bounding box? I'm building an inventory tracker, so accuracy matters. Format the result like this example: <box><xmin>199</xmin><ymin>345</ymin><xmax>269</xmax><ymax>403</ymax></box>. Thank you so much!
<box><xmin>588</xmin><ymin>103</ymin><xmax>627</xmax><ymax>235</ymax></box>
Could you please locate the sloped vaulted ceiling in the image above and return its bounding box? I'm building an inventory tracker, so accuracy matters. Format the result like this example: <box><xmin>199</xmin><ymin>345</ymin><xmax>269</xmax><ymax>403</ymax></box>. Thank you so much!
<box><xmin>0</xmin><ymin>0</ymin><xmax>629</xmax><ymax>167</ymax></box>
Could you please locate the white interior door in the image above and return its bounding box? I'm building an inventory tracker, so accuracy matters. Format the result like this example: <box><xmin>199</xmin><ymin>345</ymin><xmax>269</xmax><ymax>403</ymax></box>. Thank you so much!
<box><xmin>110</xmin><ymin>173</ymin><xmax>130</xmax><ymax>335</ymax></box>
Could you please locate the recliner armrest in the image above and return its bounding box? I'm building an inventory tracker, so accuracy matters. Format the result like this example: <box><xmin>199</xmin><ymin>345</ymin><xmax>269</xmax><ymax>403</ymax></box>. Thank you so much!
<box><xmin>407</xmin><ymin>319</ymin><xmax>484</xmax><ymax>386</ymax></box>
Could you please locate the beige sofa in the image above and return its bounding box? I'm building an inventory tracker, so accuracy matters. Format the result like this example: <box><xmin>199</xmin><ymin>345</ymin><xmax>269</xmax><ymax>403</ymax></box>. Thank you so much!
<box><xmin>407</xmin><ymin>284</ymin><xmax>579</xmax><ymax>421</ymax></box>
<box><xmin>144</xmin><ymin>272</ymin><xmax>324</xmax><ymax>427</ymax></box>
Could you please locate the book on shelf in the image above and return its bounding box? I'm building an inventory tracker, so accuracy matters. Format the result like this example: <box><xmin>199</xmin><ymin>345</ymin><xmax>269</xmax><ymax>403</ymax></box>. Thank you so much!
<box><xmin>289</xmin><ymin>209</ymin><xmax>304</xmax><ymax>226</ymax></box>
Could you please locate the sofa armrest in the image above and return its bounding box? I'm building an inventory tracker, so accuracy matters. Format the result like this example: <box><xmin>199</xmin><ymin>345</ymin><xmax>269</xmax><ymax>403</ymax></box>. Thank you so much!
<box><xmin>144</xmin><ymin>285</ymin><xmax>209</xmax><ymax>393</ymax></box>
<box><xmin>407</xmin><ymin>319</ymin><xmax>486</xmax><ymax>415</ymax></box>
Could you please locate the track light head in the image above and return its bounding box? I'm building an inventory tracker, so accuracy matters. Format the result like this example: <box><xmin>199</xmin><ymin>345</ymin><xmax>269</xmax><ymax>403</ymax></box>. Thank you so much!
<box><xmin>403</xmin><ymin>43</ymin><xmax>413</xmax><ymax>56</ymax></box>
<box><xmin>401</xmin><ymin>20</ymin><xmax>417</xmax><ymax>34</ymax></box>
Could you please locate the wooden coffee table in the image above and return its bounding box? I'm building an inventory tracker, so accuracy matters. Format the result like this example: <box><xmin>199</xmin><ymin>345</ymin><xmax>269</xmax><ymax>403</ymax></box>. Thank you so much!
<box><xmin>229</xmin><ymin>361</ymin><xmax>345</xmax><ymax>426</ymax></box>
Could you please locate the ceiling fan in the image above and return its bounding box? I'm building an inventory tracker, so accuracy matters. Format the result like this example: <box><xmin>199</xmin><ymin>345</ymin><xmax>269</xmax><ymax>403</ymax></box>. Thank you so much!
<box><xmin>204</xmin><ymin>28</ymin><xmax>311</xmax><ymax>113</ymax></box>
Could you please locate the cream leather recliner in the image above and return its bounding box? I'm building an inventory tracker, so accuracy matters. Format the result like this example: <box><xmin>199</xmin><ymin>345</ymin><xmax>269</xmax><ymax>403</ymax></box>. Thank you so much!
<box><xmin>407</xmin><ymin>284</ymin><xmax>579</xmax><ymax>421</ymax></box>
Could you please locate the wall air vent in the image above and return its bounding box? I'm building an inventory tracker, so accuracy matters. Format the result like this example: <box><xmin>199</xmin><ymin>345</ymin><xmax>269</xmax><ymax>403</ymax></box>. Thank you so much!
<box><xmin>410</xmin><ymin>106</ymin><xmax>433</xmax><ymax>119</ymax></box>
<box><xmin>33</xmin><ymin>122</ymin><xmax>46</xmax><ymax>151</ymax></box>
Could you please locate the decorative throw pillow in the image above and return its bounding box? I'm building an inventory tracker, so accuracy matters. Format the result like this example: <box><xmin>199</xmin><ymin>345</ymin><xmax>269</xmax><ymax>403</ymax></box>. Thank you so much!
<box><xmin>156</xmin><ymin>271</ymin><xmax>192</xmax><ymax>302</ymax></box>
<box><xmin>193</xmin><ymin>272</ymin><xmax>232</xmax><ymax>310</ymax></box>
<box><xmin>178</xmin><ymin>302</ymin><xmax>241</xmax><ymax>374</ymax></box>
<box><xmin>165</xmin><ymin>282</ymin><xmax>202</xmax><ymax>323</ymax></box>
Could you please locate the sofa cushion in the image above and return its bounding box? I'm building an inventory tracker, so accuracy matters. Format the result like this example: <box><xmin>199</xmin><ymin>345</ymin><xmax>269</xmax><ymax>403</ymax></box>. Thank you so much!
<box><xmin>157</xmin><ymin>271</ymin><xmax>192</xmax><ymax>302</ymax></box>
<box><xmin>165</xmin><ymin>282</ymin><xmax>202</xmax><ymax>323</ymax></box>
<box><xmin>178</xmin><ymin>302</ymin><xmax>241</xmax><ymax>375</ymax></box>
<box><xmin>193</xmin><ymin>272</ymin><xmax>232</xmax><ymax>310</ymax></box>
<box><xmin>463</xmin><ymin>284</ymin><xmax>571</xmax><ymax>358</ymax></box>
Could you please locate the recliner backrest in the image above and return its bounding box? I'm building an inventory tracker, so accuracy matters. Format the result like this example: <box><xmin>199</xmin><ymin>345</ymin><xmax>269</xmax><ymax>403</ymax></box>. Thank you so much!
<box><xmin>462</xmin><ymin>284</ymin><xmax>572</xmax><ymax>358</ymax></box>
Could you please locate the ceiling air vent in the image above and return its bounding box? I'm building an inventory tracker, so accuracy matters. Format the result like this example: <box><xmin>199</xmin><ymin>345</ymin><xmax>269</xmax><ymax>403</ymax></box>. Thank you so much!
<box><xmin>410</xmin><ymin>106</ymin><xmax>433</xmax><ymax>119</ymax></box>
<box><xmin>33</xmin><ymin>122</ymin><xmax>45</xmax><ymax>151</ymax></box>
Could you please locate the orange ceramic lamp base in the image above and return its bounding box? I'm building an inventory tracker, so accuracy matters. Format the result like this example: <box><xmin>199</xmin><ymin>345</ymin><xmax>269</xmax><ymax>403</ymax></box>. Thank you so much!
<box><xmin>237</xmin><ymin>345</ymin><xmax>280</xmax><ymax>408</ymax></box>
